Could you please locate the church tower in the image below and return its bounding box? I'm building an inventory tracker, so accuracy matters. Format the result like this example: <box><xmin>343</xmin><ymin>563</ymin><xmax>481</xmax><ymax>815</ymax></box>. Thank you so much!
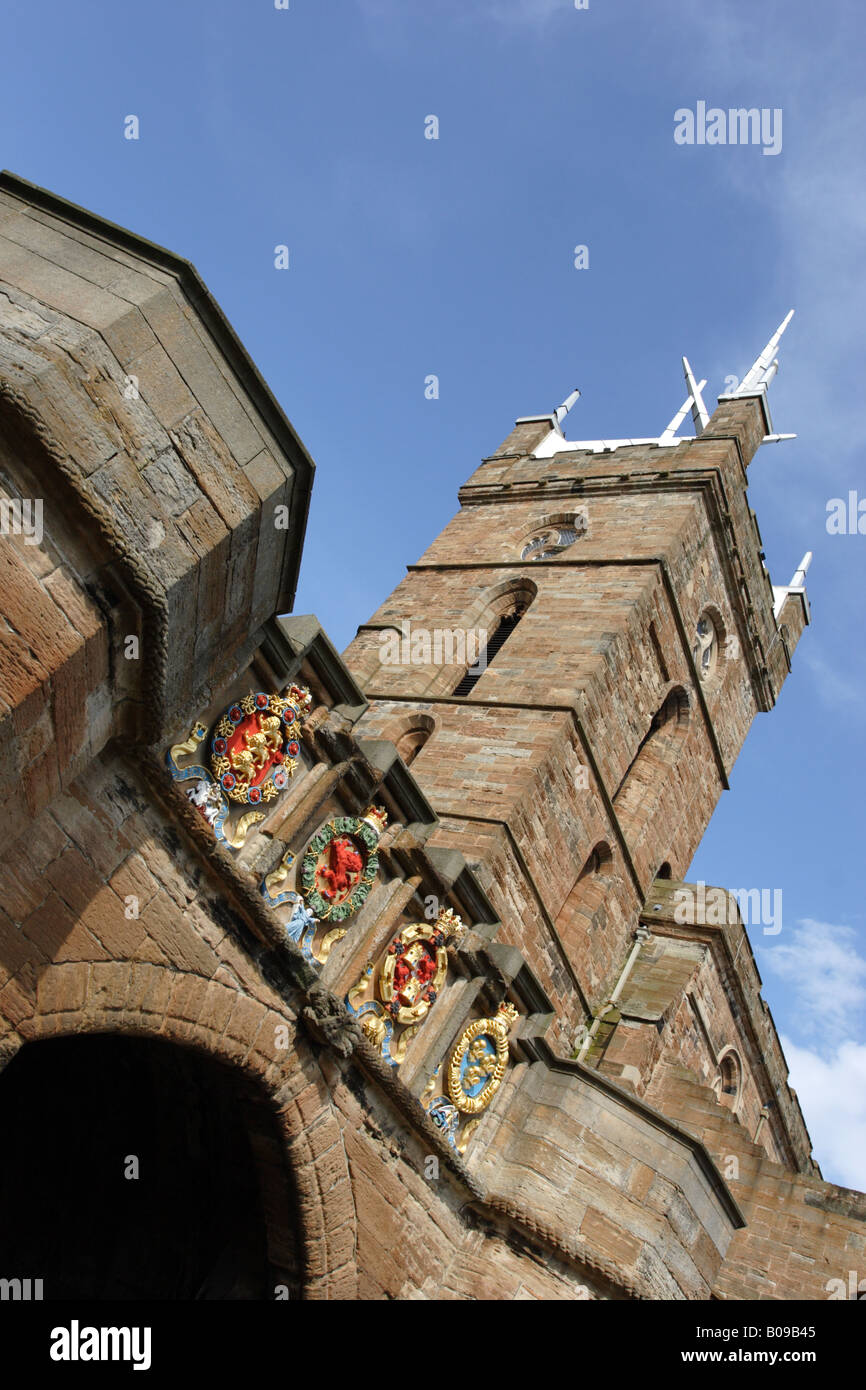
<box><xmin>343</xmin><ymin>325</ymin><xmax>811</xmax><ymax>1063</ymax></box>
<box><xmin>3</xmin><ymin>176</ymin><xmax>862</xmax><ymax>1302</ymax></box>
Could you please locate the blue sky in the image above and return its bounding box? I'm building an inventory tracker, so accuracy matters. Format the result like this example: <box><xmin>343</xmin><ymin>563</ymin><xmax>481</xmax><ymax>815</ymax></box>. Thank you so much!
<box><xmin>3</xmin><ymin>0</ymin><xmax>864</xmax><ymax>1186</ymax></box>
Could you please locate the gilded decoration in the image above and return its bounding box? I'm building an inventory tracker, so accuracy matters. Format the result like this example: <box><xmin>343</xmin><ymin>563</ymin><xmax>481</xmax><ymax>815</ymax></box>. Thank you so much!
<box><xmin>166</xmin><ymin>685</ymin><xmax>311</xmax><ymax>850</ymax></box>
<box><xmin>446</xmin><ymin>1001</ymin><xmax>519</xmax><ymax>1116</ymax></box>
<box><xmin>380</xmin><ymin>908</ymin><xmax>464</xmax><ymax>1025</ymax></box>
<box><xmin>209</xmin><ymin>687</ymin><xmax>310</xmax><ymax>806</ymax></box>
<box><xmin>259</xmin><ymin>848</ymin><xmax>320</xmax><ymax>962</ymax></box>
<box><xmin>257</xmin><ymin>806</ymin><xmax>387</xmax><ymax>966</ymax></box>
<box><xmin>347</xmin><ymin>906</ymin><xmax>464</xmax><ymax>1069</ymax></box>
<box><xmin>299</xmin><ymin>806</ymin><xmax>387</xmax><ymax>923</ymax></box>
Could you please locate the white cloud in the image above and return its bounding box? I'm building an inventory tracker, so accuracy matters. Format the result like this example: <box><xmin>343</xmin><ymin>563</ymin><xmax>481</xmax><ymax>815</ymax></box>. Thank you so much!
<box><xmin>665</xmin><ymin>1</ymin><xmax>866</xmax><ymax>456</ymax></box>
<box><xmin>802</xmin><ymin>648</ymin><xmax>865</xmax><ymax>714</ymax></box>
<box><xmin>759</xmin><ymin>919</ymin><xmax>866</xmax><ymax>1037</ymax></box>
<box><xmin>782</xmin><ymin>1036</ymin><xmax>866</xmax><ymax>1190</ymax></box>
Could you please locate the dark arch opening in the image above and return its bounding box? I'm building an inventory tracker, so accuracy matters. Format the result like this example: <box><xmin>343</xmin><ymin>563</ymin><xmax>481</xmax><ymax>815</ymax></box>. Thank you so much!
<box><xmin>394</xmin><ymin>714</ymin><xmax>435</xmax><ymax>767</ymax></box>
<box><xmin>0</xmin><ymin>1033</ymin><xmax>302</xmax><ymax>1300</ymax></box>
<box><xmin>453</xmin><ymin>601</ymin><xmax>531</xmax><ymax>697</ymax></box>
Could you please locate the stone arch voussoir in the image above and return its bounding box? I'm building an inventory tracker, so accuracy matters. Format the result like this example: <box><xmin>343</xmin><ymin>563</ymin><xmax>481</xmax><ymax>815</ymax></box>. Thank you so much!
<box><xmin>1</xmin><ymin>959</ymin><xmax>358</xmax><ymax>1299</ymax></box>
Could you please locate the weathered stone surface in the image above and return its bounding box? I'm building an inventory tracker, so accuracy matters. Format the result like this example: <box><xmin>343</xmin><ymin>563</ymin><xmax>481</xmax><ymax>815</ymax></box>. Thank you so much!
<box><xmin>0</xmin><ymin>174</ymin><xmax>857</xmax><ymax>1304</ymax></box>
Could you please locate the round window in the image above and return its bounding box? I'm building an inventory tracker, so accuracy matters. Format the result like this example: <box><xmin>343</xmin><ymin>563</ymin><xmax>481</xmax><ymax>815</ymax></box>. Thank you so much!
<box><xmin>692</xmin><ymin>613</ymin><xmax>718</xmax><ymax>682</ymax></box>
<box><xmin>520</xmin><ymin>515</ymin><xmax>586</xmax><ymax>561</ymax></box>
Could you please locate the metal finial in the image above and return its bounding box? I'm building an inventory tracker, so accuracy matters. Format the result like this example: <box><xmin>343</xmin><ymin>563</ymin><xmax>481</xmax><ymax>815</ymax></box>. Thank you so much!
<box><xmin>658</xmin><ymin>374</ymin><xmax>708</xmax><ymax>446</ymax></box>
<box><xmin>735</xmin><ymin>310</ymin><xmax>794</xmax><ymax>395</ymax></box>
<box><xmin>789</xmin><ymin>551</ymin><xmax>812</xmax><ymax>588</ymax></box>
<box><xmin>682</xmin><ymin>356</ymin><xmax>709</xmax><ymax>434</ymax></box>
<box><xmin>554</xmin><ymin>388</ymin><xmax>581</xmax><ymax>430</ymax></box>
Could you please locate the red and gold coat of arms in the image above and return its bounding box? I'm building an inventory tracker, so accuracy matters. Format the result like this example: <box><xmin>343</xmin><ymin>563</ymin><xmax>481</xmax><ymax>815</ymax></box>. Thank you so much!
<box><xmin>210</xmin><ymin>687</ymin><xmax>309</xmax><ymax>806</ymax></box>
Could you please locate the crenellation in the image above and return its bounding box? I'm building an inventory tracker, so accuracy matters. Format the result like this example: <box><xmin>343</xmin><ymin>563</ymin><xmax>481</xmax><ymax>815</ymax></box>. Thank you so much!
<box><xmin>0</xmin><ymin>176</ymin><xmax>856</xmax><ymax>1304</ymax></box>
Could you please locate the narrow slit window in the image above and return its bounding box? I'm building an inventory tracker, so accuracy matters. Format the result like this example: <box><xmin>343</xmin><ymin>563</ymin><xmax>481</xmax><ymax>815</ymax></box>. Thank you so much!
<box><xmin>452</xmin><ymin>611</ymin><xmax>523</xmax><ymax>697</ymax></box>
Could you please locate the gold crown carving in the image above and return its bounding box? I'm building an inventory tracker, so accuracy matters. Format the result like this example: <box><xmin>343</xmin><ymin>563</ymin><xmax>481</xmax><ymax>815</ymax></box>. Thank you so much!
<box><xmin>285</xmin><ymin>683</ymin><xmax>313</xmax><ymax>716</ymax></box>
<box><xmin>493</xmin><ymin>1001</ymin><xmax>520</xmax><ymax>1035</ymax></box>
<box><xmin>361</xmin><ymin>805</ymin><xmax>389</xmax><ymax>836</ymax></box>
<box><xmin>435</xmin><ymin>906</ymin><xmax>465</xmax><ymax>943</ymax></box>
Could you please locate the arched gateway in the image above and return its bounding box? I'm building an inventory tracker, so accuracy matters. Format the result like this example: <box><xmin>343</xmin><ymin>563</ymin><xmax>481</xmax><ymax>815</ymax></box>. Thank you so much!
<box><xmin>1</xmin><ymin>172</ymin><xmax>859</xmax><ymax>1305</ymax></box>
<box><xmin>0</xmin><ymin>1032</ymin><xmax>302</xmax><ymax>1299</ymax></box>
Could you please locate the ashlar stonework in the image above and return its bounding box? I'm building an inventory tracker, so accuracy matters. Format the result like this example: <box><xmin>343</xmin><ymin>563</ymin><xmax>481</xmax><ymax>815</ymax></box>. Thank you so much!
<box><xmin>0</xmin><ymin>171</ymin><xmax>861</xmax><ymax>1301</ymax></box>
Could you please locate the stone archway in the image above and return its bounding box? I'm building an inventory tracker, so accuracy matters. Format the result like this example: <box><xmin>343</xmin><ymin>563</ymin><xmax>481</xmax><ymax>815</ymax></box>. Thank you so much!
<box><xmin>0</xmin><ymin>961</ymin><xmax>359</xmax><ymax>1299</ymax></box>
<box><xmin>0</xmin><ymin>1032</ymin><xmax>300</xmax><ymax>1300</ymax></box>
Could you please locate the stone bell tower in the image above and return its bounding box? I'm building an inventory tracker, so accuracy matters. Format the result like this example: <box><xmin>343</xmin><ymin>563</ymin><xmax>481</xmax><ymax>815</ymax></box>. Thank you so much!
<box><xmin>343</xmin><ymin>327</ymin><xmax>811</xmax><ymax>1059</ymax></box>
<box><xmin>4</xmin><ymin>173</ymin><xmax>862</xmax><ymax>1304</ymax></box>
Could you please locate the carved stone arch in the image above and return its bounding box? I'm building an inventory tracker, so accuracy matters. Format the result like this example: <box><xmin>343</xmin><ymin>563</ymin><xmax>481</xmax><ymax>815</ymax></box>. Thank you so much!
<box><xmin>461</xmin><ymin>575</ymin><xmax>539</xmax><ymax>633</ymax></box>
<box><xmin>714</xmin><ymin>1045</ymin><xmax>743</xmax><ymax>1114</ymax></box>
<box><xmin>613</xmin><ymin>685</ymin><xmax>690</xmax><ymax>854</ymax></box>
<box><xmin>0</xmin><ymin>960</ymin><xmax>357</xmax><ymax>1300</ymax></box>
<box><xmin>556</xmin><ymin>841</ymin><xmax>615</xmax><ymax>943</ymax></box>
<box><xmin>430</xmin><ymin>577</ymin><xmax>538</xmax><ymax>698</ymax></box>
<box><xmin>379</xmin><ymin>710</ymin><xmax>437</xmax><ymax>767</ymax></box>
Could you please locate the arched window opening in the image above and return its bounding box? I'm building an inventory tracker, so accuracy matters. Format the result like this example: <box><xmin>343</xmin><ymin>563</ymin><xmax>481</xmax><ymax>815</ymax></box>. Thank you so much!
<box><xmin>555</xmin><ymin>842</ymin><xmax>614</xmax><ymax>948</ymax></box>
<box><xmin>713</xmin><ymin>1049</ymin><xmax>742</xmax><ymax>1112</ymax></box>
<box><xmin>395</xmin><ymin>722</ymin><xmax>433</xmax><ymax>767</ymax></box>
<box><xmin>452</xmin><ymin>607</ymin><xmax>526</xmax><ymax>697</ymax></box>
<box><xmin>580</xmin><ymin>841</ymin><xmax>613</xmax><ymax>881</ymax></box>
<box><xmin>656</xmin><ymin>862</ymin><xmax>673</xmax><ymax>880</ymax></box>
<box><xmin>612</xmin><ymin>687</ymin><xmax>690</xmax><ymax>847</ymax></box>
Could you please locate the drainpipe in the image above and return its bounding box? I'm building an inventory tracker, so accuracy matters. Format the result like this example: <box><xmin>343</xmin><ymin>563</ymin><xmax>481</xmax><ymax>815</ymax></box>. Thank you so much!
<box><xmin>576</xmin><ymin>925</ymin><xmax>651</xmax><ymax>1063</ymax></box>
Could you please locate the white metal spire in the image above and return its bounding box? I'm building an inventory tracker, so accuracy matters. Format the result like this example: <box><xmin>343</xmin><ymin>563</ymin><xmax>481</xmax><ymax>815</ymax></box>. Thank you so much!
<box><xmin>554</xmin><ymin>388</ymin><xmax>581</xmax><ymax>430</ymax></box>
<box><xmin>682</xmin><ymin>356</ymin><xmax>709</xmax><ymax>434</ymax></box>
<box><xmin>772</xmin><ymin>550</ymin><xmax>813</xmax><ymax>619</ymax></box>
<box><xmin>658</xmin><ymin>374</ymin><xmax>708</xmax><ymax>447</ymax></box>
<box><xmin>734</xmin><ymin>309</ymin><xmax>794</xmax><ymax>395</ymax></box>
<box><xmin>528</xmin><ymin>310</ymin><xmax>798</xmax><ymax>459</ymax></box>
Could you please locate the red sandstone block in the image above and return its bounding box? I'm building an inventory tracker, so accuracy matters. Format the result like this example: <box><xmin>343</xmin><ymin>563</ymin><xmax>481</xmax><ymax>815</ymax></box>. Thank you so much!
<box><xmin>87</xmin><ymin>961</ymin><xmax>134</xmax><ymax>1013</ymax></box>
<box><xmin>294</xmin><ymin>1079</ymin><xmax>330</xmax><ymax>1130</ymax></box>
<box><xmin>137</xmin><ymin>891</ymin><xmax>216</xmax><ymax>975</ymax></box>
<box><xmin>22</xmin><ymin>745</ymin><xmax>62</xmax><ymax>823</ymax></box>
<box><xmin>50</xmin><ymin>791</ymin><xmax>131</xmax><ymax>878</ymax></box>
<box><xmin>355</xmin><ymin>1220</ymin><xmax>406</xmax><ymax>1295</ymax></box>
<box><xmin>0</xmin><ymin>858</ymin><xmax>51</xmax><ymax>925</ymax></box>
<box><xmin>168</xmin><ymin>972</ymin><xmax>208</xmax><ymax>1024</ymax></box>
<box><xmin>21</xmin><ymin>813</ymin><xmax>69</xmax><ymax>872</ymax></box>
<box><xmin>580</xmin><ymin>1206</ymin><xmax>643</xmax><ymax>1268</ymax></box>
<box><xmin>324</xmin><ymin>1219</ymin><xmax>355</xmax><ymax>1268</ymax></box>
<box><xmin>0</xmin><ymin>973</ymin><xmax>35</xmax><ymax>1027</ymax></box>
<box><xmin>224</xmin><ymin>994</ymin><xmax>266</xmax><ymax>1047</ymax></box>
<box><xmin>198</xmin><ymin>981</ymin><xmax>236</xmax><ymax>1035</ymax></box>
<box><xmin>315</xmin><ymin>1144</ymin><xmax>350</xmax><ymax>1197</ymax></box>
<box><xmin>46</xmin><ymin>844</ymin><xmax>104</xmax><ymax>917</ymax></box>
<box><xmin>36</xmin><ymin>964</ymin><xmax>89</xmax><ymax>1015</ymax></box>
<box><xmin>108</xmin><ymin>853</ymin><xmax>161</xmax><ymax>911</ymax></box>
<box><xmin>138</xmin><ymin>968</ymin><xmax>175</xmax><ymax>1016</ymax></box>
